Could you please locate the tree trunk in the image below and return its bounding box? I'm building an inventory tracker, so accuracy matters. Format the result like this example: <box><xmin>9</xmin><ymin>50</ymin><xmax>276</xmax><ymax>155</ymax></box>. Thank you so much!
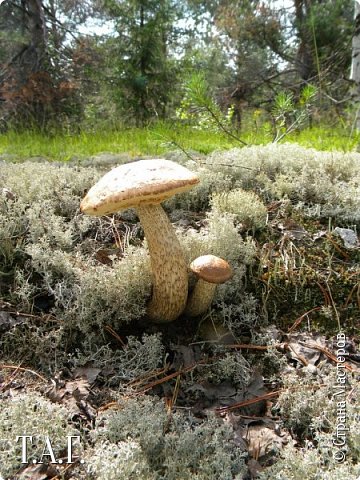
<box><xmin>0</xmin><ymin>0</ymin><xmax>49</xmax><ymax>129</ymax></box>
<box><xmin>7</xmin><ymin>0</ymin><xmax>48</xmax><ymax>75</ymax></box>
<box><xmin>350</xmin><ymin>0</ymin><xmax>360</xmax><ymax>129</ymax></box>
<box><xmin>294</xmin><ymin>0</ymin><xmax>315</xmax><ymax>81</ymax></box>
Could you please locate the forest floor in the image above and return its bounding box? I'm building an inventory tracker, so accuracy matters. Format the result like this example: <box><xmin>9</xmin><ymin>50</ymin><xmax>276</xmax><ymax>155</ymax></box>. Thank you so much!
<box><xmin>0</xmin><ymin>141</ymin><xmax>359</xmax><ymax>479</ymax></box>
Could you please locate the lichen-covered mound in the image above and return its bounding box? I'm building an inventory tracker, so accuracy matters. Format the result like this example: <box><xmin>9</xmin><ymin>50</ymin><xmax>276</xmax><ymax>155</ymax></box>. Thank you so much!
<box><xmin>0</xmin><ymin>144</ymin><xmax>359</xmax><ymax>479</ymax></box>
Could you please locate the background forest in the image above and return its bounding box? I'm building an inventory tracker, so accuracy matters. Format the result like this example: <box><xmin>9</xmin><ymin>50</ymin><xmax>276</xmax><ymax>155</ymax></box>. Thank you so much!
<box><xmin>0</xmin><ymin>0</ymin><xmax>357</xmax><ymax>140</ymax></box>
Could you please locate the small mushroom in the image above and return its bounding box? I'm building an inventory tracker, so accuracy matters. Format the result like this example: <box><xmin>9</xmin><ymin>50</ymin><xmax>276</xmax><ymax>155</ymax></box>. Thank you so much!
<box><xmin>80</xmin><ymin>159</ymin><xmax>199</xmax><ymax>323</ymax></box>
<box><xmin>185</xmin><ymin>255</ymin><xmax>233</xmax><ymax>317</ymax></box>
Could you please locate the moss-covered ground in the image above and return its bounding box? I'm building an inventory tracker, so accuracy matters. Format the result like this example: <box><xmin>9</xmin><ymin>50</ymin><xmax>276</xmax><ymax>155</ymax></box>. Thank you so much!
<box><xmin>0</xmin><ymin>143</ymin><xmax>359</xmax><ymax>479</ymax></box>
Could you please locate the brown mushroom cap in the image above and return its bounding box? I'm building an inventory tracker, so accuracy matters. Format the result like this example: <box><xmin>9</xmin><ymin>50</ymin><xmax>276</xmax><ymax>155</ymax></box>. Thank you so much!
<box><xmin>80</xmin><ymin>159</ymin><xmax>199</xmax><ymax>215</ymax></box>
<box><xmin>190</xmin><ymin>255</ymin><xmax>233</xmax><ymax>284</ymax></box>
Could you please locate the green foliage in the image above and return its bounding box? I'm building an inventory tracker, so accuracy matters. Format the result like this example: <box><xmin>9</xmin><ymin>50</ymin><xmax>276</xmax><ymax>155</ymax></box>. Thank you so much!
<box><xmin>271</xmin><ymin>85</ymin><xmax>317</xmax><ymax>142</ymax></box>
<box><xmin>1</xmin><ymin>121</ymin><xmax>360</xmax><ymax>162</ymax></box>
<box><xmin>0</xmin><ymin>393</ymin><xmax>79</xmax><ymax>479</ymax></box>
<box><xmin>103</xmin><ymin>0</ymin><xmax>180</xmax><ymax>124</ymax></box>
<box><xmin>304</xmin><ymin>0</ymin><xmax>353</xmax><ymax>76</ymax></box>
<box><xmin>177</xmin><ymin>73</ymin><xmax>247</xmax><ymax>145</ymax></box>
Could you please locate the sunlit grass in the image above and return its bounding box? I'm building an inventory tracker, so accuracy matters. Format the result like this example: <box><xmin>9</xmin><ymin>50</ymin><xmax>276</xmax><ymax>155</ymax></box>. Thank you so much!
<box><xmin>0</xmin><ymin>122</ymin><xmax>359</xmax><ymax>161</ymax></box>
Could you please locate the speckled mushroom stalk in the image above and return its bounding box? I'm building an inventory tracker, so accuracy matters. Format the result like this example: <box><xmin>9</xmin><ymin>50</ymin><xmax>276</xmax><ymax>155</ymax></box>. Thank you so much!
<box><xmin>185</xmin><ymin>279</ymin><xmax>218</xmax><ymax>317</ymax></box>
<box><xmin>137</xmin><ymin>204</ymin><xmax>188</xmax><ymax>322</ymax></box>
<box><xmin>185</xmin><ymin>255</ymin><xmax>233</xmax><ymax>317</ymax></box>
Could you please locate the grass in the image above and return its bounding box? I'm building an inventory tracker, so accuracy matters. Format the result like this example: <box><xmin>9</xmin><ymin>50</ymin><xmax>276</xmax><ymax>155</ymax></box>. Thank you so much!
<box><xmin>0</xmin><ymin>122</ymin><xmax>359</xmax><ymax>162</ymax></box>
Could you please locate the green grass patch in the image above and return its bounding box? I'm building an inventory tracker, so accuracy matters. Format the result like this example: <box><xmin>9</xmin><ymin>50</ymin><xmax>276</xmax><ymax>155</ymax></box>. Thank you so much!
<box><xmin>0</xmin><ymin>122</ymin><xmax>359</xmax><ymax>161</ymax></box>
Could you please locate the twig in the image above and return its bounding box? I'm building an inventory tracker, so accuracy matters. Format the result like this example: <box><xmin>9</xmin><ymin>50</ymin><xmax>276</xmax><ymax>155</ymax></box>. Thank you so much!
<box><xmin>216</xmin><ymin>383</ymin><xmax>326</xmax><ymax>413</ymax></box>
<box><xmin>300</xmin><ymin>342</ymin><xmax>357</xmax><ymax>372</ymax></box>
<box><xmin>216</xmin><ymin>390</ymin><xmax>281</xmax><ymax>413</ymax></box>
<box><xmin>132</xmin><ymin>360</ymin><xmax>209</xmax><ymax>394</ymax></box>
<box><xmin>288</xmin><ymin>306</ymin><xmax>322</xmax><ymax>332</ymax></box>
<box><xmin>198</xmin><ymin>160</ymin><xmax>256</xmax><ymax>171</ymax></box>
<box><xmin>203</xmin><ymin>104</ymin><xmax>248</xmax><ymax>146</ymax></box>
<box><xmin>134</xmin><ymin>366</ymin><xmax>195</xmax><ymax>393</ymax></box>
<box><xmin>344</xmin><ymin>283</ymin><xmax>359</xmax><ymax>309</ymax></box>
<box><xmin>127</xmin><ymin>366</ymin><xmax>169</xmax><ymax>387</ymax></box>
<box><xmin>104</xmin><ymin>325</ymin><xmax>126</xmax><ymax>347</ymax></box>
<box><xmin>0</xmin><ymin>364</ymin><xmax>48</xmax><ymax>382</ymax></box>
<box><xmin>227</xmin><ymin>344</ymin><xmax>270</xmax><ymax>350</ymax></box>
<box><xmin>324</xmin><ymin>280</ymin><xmax>341</xmax><ymax>331</ymax></box>
<box><xmin>49</xmin><ymin>459</ymin><xmax>80</xmax><ymax>480</ymax></box>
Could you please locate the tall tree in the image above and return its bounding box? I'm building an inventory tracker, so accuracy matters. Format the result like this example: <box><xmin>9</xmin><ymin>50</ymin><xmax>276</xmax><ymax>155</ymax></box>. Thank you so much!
<box><xmin>102</xmin><ymin>0</ymin><xmax>182</xmax><ymax>124</ymax></box>
<box><xmin>0</xmin><ymin>0</ymin><xmax>93</xmax><ymax>130</ymax></box>
<box><xmin>293</xmin><ymin>0</ymin><xmax>353</xmax><ymax>85</ymax></box>
<box><xmin>350</xmin><ymin>0</ymin><xmax>360</xmax><ymax>128</ymax></box>
<box><xmin>0</xmin><ymin>0</ymin><xmax>49</xmax><ymax>128</ymax></box>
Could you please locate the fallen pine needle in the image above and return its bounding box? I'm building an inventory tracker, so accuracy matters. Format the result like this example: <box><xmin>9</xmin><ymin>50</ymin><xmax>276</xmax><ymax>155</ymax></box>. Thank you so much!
<box><xmin>288</xmin><ymin>306</ymin><xmax>322</xmax><ymax>333</ymax></box>
<box><xmin>227</xmin><ymin>344</ymin><xmax>270</xmax><ymax>350</ymax></box>
<box><xmin>216</xmin><ymin>391</ymin><xmax>281</xmax><ymax>413</ymax></box>
<box><xmin>0</xmin><ymin>364</ymin><xmax>48</xmax><ymax>383</ymax></box>
<box><xmin>216</xmin><ymin>383</ymin><xmax>326</xmax><ymax>413</ymax></box>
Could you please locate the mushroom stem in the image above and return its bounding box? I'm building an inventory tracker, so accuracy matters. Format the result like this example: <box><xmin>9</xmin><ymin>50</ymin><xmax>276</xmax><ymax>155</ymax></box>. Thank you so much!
<box><xmin>184</xmin><ymin>280</ymin><xmax>216</xmax><ymax>317</ymax></box>
<box><xmin>137</xmin><ymin>204</ymin><xmax>188</xmax><ymax>323</ymax></box>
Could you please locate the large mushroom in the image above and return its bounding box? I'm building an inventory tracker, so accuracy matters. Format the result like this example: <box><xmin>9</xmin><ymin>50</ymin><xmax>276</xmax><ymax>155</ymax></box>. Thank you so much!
<box><xmin>185</xmin><ymin>255</ymin><xmax>233</xmax><ymax>317</ymax></box>
<box><xmin>80</xmin><ymin>159</ymin><xmax>199</xmax><ymax>323</ymax></box>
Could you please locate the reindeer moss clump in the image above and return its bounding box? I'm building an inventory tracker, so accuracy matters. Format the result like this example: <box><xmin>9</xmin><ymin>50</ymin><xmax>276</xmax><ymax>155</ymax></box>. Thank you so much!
<box><xmin>206</xmin><ymin>144</ymin><xmax>360</xmax><ymax>224</ymax></box>
<box><xmin>211</xmin><ymin>188</ymin><xmax>267</xmax><ymax>230</ymax></box>
<box><xmin>88</xmin><ymin>396</ymin><xmax>246</xmax><ymax>480</ymax></box>
<box><xmin>0</xmin><ymin>393</ymin><xmax>80</xmax><ymax>479</ymax></box>
<box><xmin>259</xmin><ymin>366</ymin><xmax>360</xmax><ymax>480</ymax></box>
<box><xmin>70</xmin><ymin>333</ymin><xmax>165</xmax><ymax>386</ymax></box>
<box><xmin>0</xmin><ymin>162</ymin><xmax>152</xmax><ymax>326</ymax></box>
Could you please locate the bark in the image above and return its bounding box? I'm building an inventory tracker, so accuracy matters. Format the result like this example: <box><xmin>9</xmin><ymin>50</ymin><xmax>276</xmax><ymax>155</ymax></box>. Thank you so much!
<box><xmin>294</xmin><ymin>0</ymin><xmax>315</xmax><ymax>81</ymax></box>
<box><xmin>13</xmin><ymin>0</ymin><xmax>48</xmax><ymax>74</ymax></box>
<box><xmin>351</xmin><ymin>1</ymin><xmax>360</xmax><ymax>129</ymax></box>
<box><xmin>350</xmin><ymin>0</ymin><xmax>360</xmax><ymax>82</ymax></box>
<box><xmin>0</xmin><ymin>0</ymin><xmax>50</xmax><ymax>128</ymax></box>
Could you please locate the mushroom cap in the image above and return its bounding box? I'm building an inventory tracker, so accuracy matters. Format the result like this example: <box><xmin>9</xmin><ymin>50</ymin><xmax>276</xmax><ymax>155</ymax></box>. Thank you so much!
<box><xmin>80</xmin><ymin>159</ymin><xmax>199</xmax><ymax>216</ymax></box>
<box><xmin>190</xmin><ymin>255</ymin><xmax>233</xmax><ymax>284</ymax></box>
